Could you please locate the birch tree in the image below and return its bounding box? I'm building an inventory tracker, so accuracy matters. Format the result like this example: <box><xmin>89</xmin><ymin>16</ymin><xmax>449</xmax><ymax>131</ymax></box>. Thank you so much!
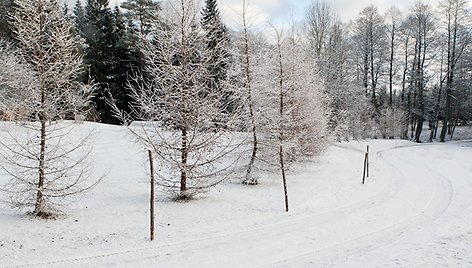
<box><xmin>0</xmin><ymin>0</ymin><xmax>97</xmax><ymax>218</ymax></box>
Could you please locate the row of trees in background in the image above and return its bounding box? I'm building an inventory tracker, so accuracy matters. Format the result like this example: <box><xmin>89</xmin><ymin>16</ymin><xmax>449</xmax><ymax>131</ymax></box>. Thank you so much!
<box><xmin>305</xmin><ymin>0</ymin><xmax>471</xmax><ymax>142</ymax></box>
<box><xmin>1</xmin><ymin>0</ymin><xmax>469</xmax><ymax>141</ymax></box>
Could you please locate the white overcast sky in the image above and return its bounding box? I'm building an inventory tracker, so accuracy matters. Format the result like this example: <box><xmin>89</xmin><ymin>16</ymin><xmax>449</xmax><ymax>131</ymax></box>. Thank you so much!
<box><xmin>65</xmin><ymin>0</ymin><xmax>444</xmax><ymax>29</ymax></box>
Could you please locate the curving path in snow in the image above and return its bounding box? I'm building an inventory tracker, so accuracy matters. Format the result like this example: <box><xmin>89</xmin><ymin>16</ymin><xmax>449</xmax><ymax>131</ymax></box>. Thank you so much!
<box><xmin>1</xmin><ymin>124</ymin><xmax>471</xmax><ymax>267</ymax></box>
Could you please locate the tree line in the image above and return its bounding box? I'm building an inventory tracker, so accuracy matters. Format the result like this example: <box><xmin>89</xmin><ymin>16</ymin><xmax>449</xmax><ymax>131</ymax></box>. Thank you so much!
<box><xmin>305</xmin><ymin>0</ymin><xmax>471</xmax><ymax>142</ymax></box>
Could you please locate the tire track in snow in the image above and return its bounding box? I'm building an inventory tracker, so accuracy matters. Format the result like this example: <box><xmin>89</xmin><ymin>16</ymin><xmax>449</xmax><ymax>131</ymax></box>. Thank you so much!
<box><xmin>6</xmin><ymin>142</ymin><xmax>453</xmax><ymax>267</ymax></box>
<box><xmin>262</xmin><ymin>143</ymin><xmax>454</xmax><ymax>267</ymax></box>
<box><xmin>5</xmin><ymin>143</ymin><xmax>407</xmax><ymax>267</ymax></box>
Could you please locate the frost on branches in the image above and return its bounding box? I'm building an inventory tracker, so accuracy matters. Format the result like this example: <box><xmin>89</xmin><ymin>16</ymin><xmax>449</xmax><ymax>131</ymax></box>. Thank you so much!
<box><xmin>0</xmin><ymin>41</ymin><xmax>36</xmax><ymax>121</ymax></box>
<box><xmin>113</xmin><ymin>0</ymin><xmax>242</xmax><ymax>200</ymax></box>
<box><xmin>0</xmin><ymin>0</ymin><xmax>98</xmax><ymax>218</ymax></box>
<box><xmin>257</xmin><ymin>26</ymin><xmax>329</xmax><ymax>170</ymax></box>
<box><xmin>250</xmin><ymin>25</ymin><xmax>329</xmax><ymax>210</ymax></box>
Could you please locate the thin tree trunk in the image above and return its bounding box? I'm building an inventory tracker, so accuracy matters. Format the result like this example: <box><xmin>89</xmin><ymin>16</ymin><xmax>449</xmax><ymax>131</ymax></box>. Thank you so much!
<box><xmin>279</xmin><ymin>144</ymin><xmax>288</xmax><ymax>212</ymax></box>
<box><xmin>388</xmin><ymin>31</ymin><xmax>394</xmax><ymax>108</ymax></box>
<box><xmin>35</xmin><ymin>88</ymin><xmax>47</xmax><ymax>216</ymax></box>
<box><xmin>35</xmin><ymin>10</ymin><xmax>46</xmax><ymax>216</ymax></box>
<box><xmin>148</xmin><ymin>150</ymin><xmax>155</xmax><ymax>241</ymax></box>
<box><xmin>180</xmin><ymin>127</ymin><xmax>188</xmax><ymax>196</ymax></box>
<box><xmin>401</xmin><ymin>36</ymin><xmax>409</xmax><ymax>140</ymax></box>
<box><xmin>430</xmin><ymin>49</ymin><xmax>445</xmax><ymax>142</ymax></box>
<box><xmin>242</xmin><ymin>4</ymin><xmax>258</xmax><ymax>185</ymax></box>
<box><xmin>275</xmin><ymin>28</ymin><xmax>288</xmax><ymax>212</ymax></box>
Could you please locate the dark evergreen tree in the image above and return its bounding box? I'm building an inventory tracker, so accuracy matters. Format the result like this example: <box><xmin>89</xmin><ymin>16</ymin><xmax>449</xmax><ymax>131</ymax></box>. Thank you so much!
<box><xmin>82</xmin><ymin>0</ymin><xmax>137</xmax><ymax>124</ymax></box>
<box><xmin>120</xmin><ymin>0</ymin><xmax>161</xmax><ymax>80</ymax></box>
<box><xmin>200</xmin><ymin>0</ymin><xmax>232</xmax><ymax>115</ymax></box>
<box><xmin>120</xmin><ymin>0</ymin><xmax>160</xmax><ymax>37</ymax></box>
<box><xmin>73</xmin><ymin>0</ymin><xmax>86</xmax><ymax>36</ymax></box>
<box><xmin>0</xmin><ymin>0</ymin><xmax>14</xmax><ymax>40</ymax></box>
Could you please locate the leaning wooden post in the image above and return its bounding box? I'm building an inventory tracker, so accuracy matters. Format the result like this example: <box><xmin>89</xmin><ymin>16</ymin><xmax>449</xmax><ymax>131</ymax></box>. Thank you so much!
<box><xmin>366</xmin><ymin>145</ymin><xmax>370</xmax><ymax>178</ymax></box>
<box><xmin>279</xmin><ymin>144</ymin><xmax>289</xmax><ymax>212</ymax></box>
<box><xmin>148</xmin><ymin>150</ymin><xmax>155</xmax><ymax>241</ymax></box>
<box><xmin>362</xmin><ymin>152</ymin><xmax>367</xmax><ymax>184</ymax></box>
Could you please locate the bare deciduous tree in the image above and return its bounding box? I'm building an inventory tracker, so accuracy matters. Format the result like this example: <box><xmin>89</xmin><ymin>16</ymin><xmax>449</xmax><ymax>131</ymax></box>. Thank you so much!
<box><xmin>438</xmin><ymin>0</ymin><xmax>471</xmax><ymax>142</ymax></box>
<box><xmin>259</xmin><ymin>24</ymin><xmax>329</xmax><ymax>211</ymax></box>
<box><xmin>112</xmin><ymin>0</ymin><xmax>242</xmax><ymax>200</ymax></box>
<box><xmin>0</xmin><ymin>0</ymin><xmax>98</xmax><ymax>218</ymax></box>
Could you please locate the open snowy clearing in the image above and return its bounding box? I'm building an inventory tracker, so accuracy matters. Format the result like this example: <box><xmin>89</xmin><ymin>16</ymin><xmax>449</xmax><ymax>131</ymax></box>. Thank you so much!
<box><xmin>1</xmin><ymin>122</ymin><xmax>471</xmax><ymax>267</ymax></box>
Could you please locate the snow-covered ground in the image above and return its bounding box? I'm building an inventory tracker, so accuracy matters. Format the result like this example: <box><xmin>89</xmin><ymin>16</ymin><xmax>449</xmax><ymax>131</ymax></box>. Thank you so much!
<box><xmin>1</xmin><ymin>122</ymin><xmax>471</xmax><ymax>267</ymax></box>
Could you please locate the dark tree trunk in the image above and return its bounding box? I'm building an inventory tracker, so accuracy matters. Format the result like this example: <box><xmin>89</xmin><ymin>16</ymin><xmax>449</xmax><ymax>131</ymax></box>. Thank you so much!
<box><xmin>180</xmin><ymin>127</ymin><xmax>188</xmax><ymax>196</ymax></box>
<box><xmin>242</xmin><ymin>21</ymin><xmax>258</xmax><ymax>185</ymax></box>
<box><xmin>279</xmin><ymin>144</ymin><xmax>288</xmax><ymax>212</ymax></box>
<box><xmin>35</xmin><ymin>88</ymin><xmax>47</xmax><ymax>216</ymax></box>
<box><xmin>35</xmin><ymin>11</ymin><xmax>47</xmax><ymax>216</ymax></box>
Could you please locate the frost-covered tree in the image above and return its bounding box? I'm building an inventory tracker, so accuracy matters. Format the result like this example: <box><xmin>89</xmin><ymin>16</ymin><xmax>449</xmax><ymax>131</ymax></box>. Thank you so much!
<box><xmin>385</xmin><ymin>6</ymin><xmax>403</xmax><ymax>108</ymax></box>
<box><xmin>259</xmin><ymin>25</ymin><xmax>329</xmax><ymax>211</ymax></box>
<box><xmin>113</xmin><ymin>0</ymin><xmax>241</xmax><ymax>200</ymax></box>
<box><xmin>405</xmin><ymin>2</ymin><xmax>437</xmax><ymax>142</ymax></box>
<box><xmin>0</xmin><ymin>40</ymin><xmax>36</xmax><ymax>120</ymax></box>
<box><xmin>305</xmin><ymin>0</ymin><xmax>336</xmax><ymax>57</ymax></box>
<box><xmin>438</xmin><ymin>0</ymin><xmax>471</xmax><ymax>142</ymax></box>
<box><xmin>232</xmin><ymin>0</ymin><xmax>261</xmax><ymax>185</ymax></box>
<box><xmin>0</xmin><ymin>0</ymin><xmax>98</xmax><ymax>217</ymax></box>
<box><xmin>351</xmin><ymin>5</ymin><xmax>387</xmax><ymax>110</ymax></box>
<box><xmin>305</xmin><ymin>4</ymin><xmax>352</xmax><ymax>139</ymax></box>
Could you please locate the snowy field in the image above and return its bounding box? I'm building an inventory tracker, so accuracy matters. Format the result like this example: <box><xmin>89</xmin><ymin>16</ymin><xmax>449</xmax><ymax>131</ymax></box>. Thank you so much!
<box><xmin>1</xmin><ymin>122</ymin><xmax>472</xmax><ymax>267</ymax></box>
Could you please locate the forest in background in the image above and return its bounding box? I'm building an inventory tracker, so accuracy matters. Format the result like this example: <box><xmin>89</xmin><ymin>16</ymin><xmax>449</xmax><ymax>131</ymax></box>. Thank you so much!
<box><xmin>1</xmin><ymin>0</ymin><xmax>471</xmax><ymax>141</ymax></box>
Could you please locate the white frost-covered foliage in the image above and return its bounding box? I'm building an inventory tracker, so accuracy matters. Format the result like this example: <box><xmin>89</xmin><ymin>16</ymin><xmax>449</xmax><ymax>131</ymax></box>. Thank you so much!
<box><xmin>255</xmin><ymin>27</ymin><xmax>329</xmax><ymax>169</ymax></box>
<box><xmin>0</xmin><ymin>0</ymin><xmax>97</xmax><ymax>217</ymax></box>
<box><xmin>115</xmin><ymin>0</ymin><xmax>242</xmax><ymax>200</ymax></box>
<box><xmin>0</xmin><ymin>40</ymin><xmax>37</xmax><ymax>120</ymax></box>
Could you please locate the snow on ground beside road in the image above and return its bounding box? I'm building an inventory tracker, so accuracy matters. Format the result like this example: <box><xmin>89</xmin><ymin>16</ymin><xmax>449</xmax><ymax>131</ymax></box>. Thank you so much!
<box><xmin>0</xmin><ymin>122</ymin><xmax>471</xmax><ymax>267</ymax></box>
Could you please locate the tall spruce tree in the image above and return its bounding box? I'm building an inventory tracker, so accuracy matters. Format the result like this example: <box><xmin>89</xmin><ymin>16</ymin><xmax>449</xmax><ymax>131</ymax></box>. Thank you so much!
<box><xmin>120</xmin><ymin>0</ymin><xmax>160</xmax><ymax>37</ymax></box>
<box><xmin>120</xmin><ymin>0</ymin><xmax>160</xmax><ymax>79</ymax></box>
<box><xmin>0</xmin><ymin>0</ymin><xmax>14</xmax><ymax>39</ymax></box>
<box><xmin>201</xmin><ymin>0</ymin><xmax>232</xmax><ymax>115</ymax></box>
<box><xmin>82</xmin><ymin>0</ymin><xmax>137</xmax><ymax>124</ymax></box>
<box><xmin>73</xmin><ymin>0</ymin><xmax>86</xmax><ymax>36</ymax></box>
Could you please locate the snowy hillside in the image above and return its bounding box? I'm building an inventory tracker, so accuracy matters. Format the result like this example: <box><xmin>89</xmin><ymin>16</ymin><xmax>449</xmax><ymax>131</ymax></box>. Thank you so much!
<box><xmin>1</xmin><ymin>122</ymin><xmax>471</xmax><ymax>267</ymax></box>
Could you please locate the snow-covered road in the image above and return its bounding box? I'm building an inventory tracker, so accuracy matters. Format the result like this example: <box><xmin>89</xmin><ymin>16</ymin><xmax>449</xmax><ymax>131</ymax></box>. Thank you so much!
<box><xmin>87</xmin><ymin>142</ymin><xmax>468</xmax><ymax>267</ymax></box>
<box><xmin>1</xmin><ymin>124</ymin><xmax>471</xmax><ymax>267</ymax></box>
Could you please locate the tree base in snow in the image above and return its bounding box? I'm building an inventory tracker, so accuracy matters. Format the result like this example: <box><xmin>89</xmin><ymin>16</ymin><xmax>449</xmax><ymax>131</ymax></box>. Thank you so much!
<box><xmin>30</xmin><ymin>210</ymin><xmax>55</xmax><ymax>219</ymax></box>
<box><xmin>173</xmin><ymin>193</ymin><xmax>195</xmax><ymax>202</ymax></box>
<box><xmin>242</xmin><ymin>178</ymin><xmax>258</xmax><ymax>186</ymax></box>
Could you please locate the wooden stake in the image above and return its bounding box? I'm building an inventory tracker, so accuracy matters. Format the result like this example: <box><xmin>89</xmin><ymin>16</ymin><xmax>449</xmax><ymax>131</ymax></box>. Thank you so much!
<box><xmin>148</xmin><ymin>150</ymin><xmax>155</xmax><ymax>241</ymax></box>
<box><xmin>366</xmin><ymin>145</ymin><xmax>369</xmax><ymax>178</ymax></box>
<box><xmin>279</xmin><ymin>144</ymin><xmax>289</xmax><ymax>212</ymax></box>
